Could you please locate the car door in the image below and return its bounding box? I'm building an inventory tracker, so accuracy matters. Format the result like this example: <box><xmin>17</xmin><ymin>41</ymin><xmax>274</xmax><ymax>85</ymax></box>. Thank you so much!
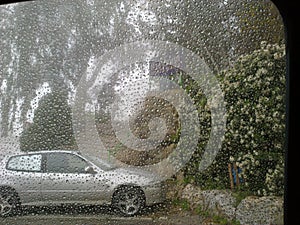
<box><xmin>40</xmin><ymin>152</ymin><xmax>108</xmax><ymax>204</ymax></box>
<box><xmin>5</xmin><ymin>154</ymin><xmax>43</xmax><ymax>204</ymax></box>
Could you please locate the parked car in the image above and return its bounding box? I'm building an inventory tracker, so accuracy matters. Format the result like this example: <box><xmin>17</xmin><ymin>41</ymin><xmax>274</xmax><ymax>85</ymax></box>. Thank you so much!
<box><xmin>0</xmin><ymin>150</ymin><xmax>166</xmax><ymax>217</ymax></box>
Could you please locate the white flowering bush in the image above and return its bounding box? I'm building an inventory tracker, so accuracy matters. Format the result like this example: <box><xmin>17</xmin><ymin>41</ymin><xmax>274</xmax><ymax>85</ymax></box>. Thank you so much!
<box><xmin>220</xmin><ymin>41</ymin><xmax>286</xmax><ymax>196</ymax></box>
<box><xmin>181</xmin><ymin>42</ymin><xmax>285</xmax><ymax>196</ymax></box>
<box><xmin>265</xmin><ymin>156</ymin><xmax>284</xmax><ymax>196</ymax></box>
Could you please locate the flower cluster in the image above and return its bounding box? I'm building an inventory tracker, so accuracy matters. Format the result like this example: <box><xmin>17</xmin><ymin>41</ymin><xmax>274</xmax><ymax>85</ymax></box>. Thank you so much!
<box><xmin>183</xmin><ymin>41</ymin><xmax>285</xmax><ymax>196</ymax></box>
<box><xmin>265</xmin><ymin>157</ymin><xmax>285</xmax><ymax>196</ymax></box>
<box><xmin>219</xmin><ymin>41</ymin><xmax>286</xmax><ymax>196</ymax></box>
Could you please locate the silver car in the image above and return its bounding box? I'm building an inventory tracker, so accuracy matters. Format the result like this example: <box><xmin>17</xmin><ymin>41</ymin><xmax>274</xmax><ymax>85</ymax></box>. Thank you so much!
<box><xmin>0</xmin><ymin>150</ymin><xmax>166</xmax><ymax>217</ymax></box>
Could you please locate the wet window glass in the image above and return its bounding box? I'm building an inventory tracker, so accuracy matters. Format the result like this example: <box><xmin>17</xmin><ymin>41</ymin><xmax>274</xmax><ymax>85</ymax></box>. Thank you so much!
<box><xmin>0</xmin><ymin>0</ymin><xmax>288</xmax><ymax>224</ymax></box>
<box><xmin>7</xmin><ymin>154</ymin><xmax>42</xmax><ymax>172</ymax></box>
<box><xmin>45</xmin><ymin>153</ymin><xmax>89</xmax><ymax>173</ymax></box>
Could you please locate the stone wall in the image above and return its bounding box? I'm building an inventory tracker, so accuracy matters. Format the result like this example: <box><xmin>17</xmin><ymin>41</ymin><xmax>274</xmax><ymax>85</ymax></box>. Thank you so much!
<box><xmin>180</xmin><ymin>184</ymin><xmax>284</xmax><ymax>225</ymax></box>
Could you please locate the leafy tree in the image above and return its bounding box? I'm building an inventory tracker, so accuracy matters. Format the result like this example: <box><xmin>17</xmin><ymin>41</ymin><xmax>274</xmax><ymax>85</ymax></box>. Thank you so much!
<box><xmin>1</xmin><ymin>0</ymin><xmax>136</xmax><ymax>137</ymax></box>
<box><xmin>223</xmin><ymin>41</ymin><xmax>286</xmax><ymax>196</ymax></box>
<box><xmin>235</xmin><ymin>0</ymin><xmax>284</xmax><ymax>55</ymax></box>
<box><xmin>20</xmin><ymin>91</ymin><xmax>77</xmax><ymax>151</ymax></box>
<box><xmin>153</xmin><ymin>0</ymin><xmax>284</xmax><ymax>73</ymax></box>
<box><xmin>1</xmin><ymin>0</ymin><xmax>284</xmax><ymax>138</ymax></box>
<box><xmin>190</xmin><ymin>41</ymin><xmax>286</xmax><ymax>195</ymax></box>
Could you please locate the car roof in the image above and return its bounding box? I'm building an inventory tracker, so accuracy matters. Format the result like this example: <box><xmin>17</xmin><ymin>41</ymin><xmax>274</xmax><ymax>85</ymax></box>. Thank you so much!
<box><xmin>4</xmin><ymin>150</ymin><xmax>82</xmax><ymax>157</ymax></box>
<box><xmin>30</xmin><ymin>150</ymin><xmax>81</xmax><ymax>154</ymax></box>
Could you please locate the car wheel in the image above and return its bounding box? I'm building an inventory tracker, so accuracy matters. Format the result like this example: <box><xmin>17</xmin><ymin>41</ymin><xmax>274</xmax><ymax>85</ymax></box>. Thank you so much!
<box><xmin>112</xmin><ymin>186</ymin><xmax>145</xmax><ymax>217</ymax></box>
<box><xmin>0</xmin><ymin>187</ymin><xmax>19</xmax><ymax>217</ymax></box>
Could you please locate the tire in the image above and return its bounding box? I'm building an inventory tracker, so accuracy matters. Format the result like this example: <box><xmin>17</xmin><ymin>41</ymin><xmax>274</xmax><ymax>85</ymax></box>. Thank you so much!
<box><xmin>112</xmin><ymin>186</ymin><xmax>145</xmax><ymax>217</ymax></box>
<box><xmin>0</xmin><ymin>187</ymin><xmax>19</xmax><ymax>217</ymax></box>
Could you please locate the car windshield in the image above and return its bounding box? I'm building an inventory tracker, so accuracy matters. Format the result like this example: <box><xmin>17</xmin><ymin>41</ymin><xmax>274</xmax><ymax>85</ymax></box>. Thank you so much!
<box><xmin>83</xmin><ymin>154</ymin><xmax>118</xmax><ymax>171</ymax></box>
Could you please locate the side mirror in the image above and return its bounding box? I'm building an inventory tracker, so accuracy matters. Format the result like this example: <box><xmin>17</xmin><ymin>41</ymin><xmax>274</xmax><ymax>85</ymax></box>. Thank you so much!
<box><xmin>85</xmin><ymin>166</ymin><xmax>97</xmax><ymax>174</ymax></box>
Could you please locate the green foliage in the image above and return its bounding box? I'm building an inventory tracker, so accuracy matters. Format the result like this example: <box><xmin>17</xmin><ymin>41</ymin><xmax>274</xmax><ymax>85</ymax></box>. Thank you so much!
<box><xmin>169</xmin><ymin>71</ymin><xmax>213</xmax><ymax>187</ymax></box>
<box><xmin>20</xmin><ymin>91</ymin><xmax>77</xmax><ymax>151</ymax></box>
<box><xmin>195</xmin><ymin>205</ymin><xmax>241</xmax><ymax>225</ymax></box>
<box><xmin>211</xmin><ymin>215</ymin><xmax>241</xmax><ymax>225</ymax></box>
<box><xmin>195</xmin><ymin>205</ymin><xmax>210</xmax><ymax>217</ymax></box>
<box><xmin>221</xmin><ymin>41</ymin><xmax>286</xmax><ymax>196</ymax></box>
<box><xmin>181</xmin><ymin>41</ymin><xmax>286</xmax><ymax>196</ymax></box>
<box><xmin>171</xmin><ymin>199</ymin><xmax>191</xmax><ymax>211</ymax></box>
<box><xmin>236</xmin><ymin>0</ymin><xmax>284</xmax><ymax>55</ymax></box>
<box><xmin>231</xmin><ymin>190</ymin><xmax>253</xmax><ymax>207</ymax></box>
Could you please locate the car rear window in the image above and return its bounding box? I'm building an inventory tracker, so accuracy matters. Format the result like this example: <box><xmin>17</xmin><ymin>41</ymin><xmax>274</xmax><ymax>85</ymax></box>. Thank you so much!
<box><xmin>7</xmin><ymin>154</ymin><xmax>42</xmax><ymax>172</ymax></box>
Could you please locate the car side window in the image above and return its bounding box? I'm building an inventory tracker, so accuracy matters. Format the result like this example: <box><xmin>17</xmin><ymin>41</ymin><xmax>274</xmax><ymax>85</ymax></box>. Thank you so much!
<box><xmin>7</xmin><ymin>154</ymin><xmax>42</xmax><ymax>172</ymax></box>
<box><xmin>45</xmin><ymin>153</ymin><xmax>89</xmax><ymax>174</ymax></box>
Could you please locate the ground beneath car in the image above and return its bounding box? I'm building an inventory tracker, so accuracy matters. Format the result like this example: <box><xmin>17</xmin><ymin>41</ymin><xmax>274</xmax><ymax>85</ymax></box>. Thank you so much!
<box><xmin>0</xmin><ymin>203</ymin><xmax>204</xmax><ymax>225</ymax></box>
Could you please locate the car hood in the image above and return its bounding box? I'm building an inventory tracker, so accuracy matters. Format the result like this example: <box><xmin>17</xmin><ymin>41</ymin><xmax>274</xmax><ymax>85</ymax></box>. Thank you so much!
<box><xmin>101</xmin><ymin>167</ymin><xmax>162</xmax><ymax>186</ymax></box>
